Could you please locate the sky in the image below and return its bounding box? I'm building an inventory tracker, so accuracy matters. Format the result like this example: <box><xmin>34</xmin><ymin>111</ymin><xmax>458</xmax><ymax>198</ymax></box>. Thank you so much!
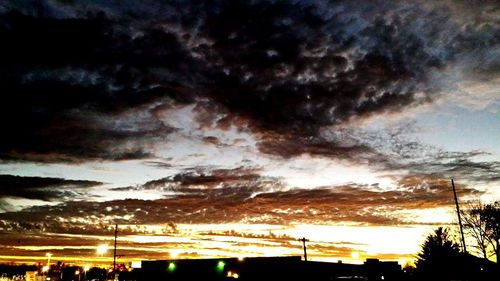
<box><xmin>0</xmin><ymin>0</ymin><xmax>499</xmax><ymax>267</ymax></box>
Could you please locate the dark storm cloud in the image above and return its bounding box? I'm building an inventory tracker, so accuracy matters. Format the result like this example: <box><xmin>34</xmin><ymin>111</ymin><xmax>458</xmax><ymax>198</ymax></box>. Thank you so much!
<box><xmin>0</xmin><ymin>9</ymin><xmax>195</xmax><ymax>162</ymax></box>
<box><xmin>0</xmin><ymin>174</ymin><xmax>102</xmax><ymax>201</ymax></box>
<box><xmin>0</xmin><ymin>0</ymin><xmax>497</xmax><ymax>162</ymax></box>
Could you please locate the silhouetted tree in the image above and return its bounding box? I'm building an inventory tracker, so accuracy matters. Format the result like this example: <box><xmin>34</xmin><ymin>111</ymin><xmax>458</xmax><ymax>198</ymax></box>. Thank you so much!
<box><xmin>462</xmin><ymin>201</ymin><xmax>500</xmax><ymax>262</ymax></box>
<box><xmin>87</xmin><ymin>267</ymin><xmax>107</xmax><ymax>281</ymax></box>
<box><xmin>481</xmin><ymin>202</ymin><xmax>500</xmax><ymax>266</ymax></box>
<box><xmin>415</xmin><ymin>227</ymin><xmax>461</xmax><ymax>280</ymax></box>
<box><xmin>462</xmin><ymin>201</ymin><xmax>492</xmax><ymax>259</ymax></box>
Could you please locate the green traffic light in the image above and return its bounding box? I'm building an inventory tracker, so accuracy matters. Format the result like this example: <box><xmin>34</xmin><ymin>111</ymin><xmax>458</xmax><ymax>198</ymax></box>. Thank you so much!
<box><xmin>167</xmin><ymin>262</ymin><xmax>176</xmax><ymax>273</ymax></box>
<box><xmin>216</xmin><ymin>261</ymin><xmax>225</xmax><ymax>273</ymax></box>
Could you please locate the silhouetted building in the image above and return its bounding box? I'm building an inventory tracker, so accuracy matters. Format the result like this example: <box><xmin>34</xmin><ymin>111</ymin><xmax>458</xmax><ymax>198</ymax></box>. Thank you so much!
<box><xmin>364</xmin><ymin>259</ymin><xmax>402</xmax><ymax>281</ymax></box>
<box><xmin>142</xmin><ymin>256</ymin><xmax>301</xmax><ymax>281</ymax></box>
<box><xmin>140</xmin><ymin>256</ymin><xmax>403</xmax><ymax>281</ymax></box>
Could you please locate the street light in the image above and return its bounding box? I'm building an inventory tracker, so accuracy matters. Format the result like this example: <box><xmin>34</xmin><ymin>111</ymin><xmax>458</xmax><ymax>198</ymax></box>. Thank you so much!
<box><xmin>46</xmin><ymin>253</ymin><xmax>52</xmax><ymax>266</ymax></box>
<box><xmin>167</xmin><ymin>262</ymin><xmax>176</xmax><ymax>273</ymax></box>
<box><xmin>216</xmin><ymin>261</ymin><xmax>225</xmax><ymax>274</ymax></box>
<box><xmin>43</xmin><ymin>254</ymin><xmax>51</xmax><ymax>281</ymax></box>
<box><xmin>42</xmin><ymin>265</ymin><xmax>49</xmax><ymax>280</ymax></box>
<box><xmin>83</xmin><ymin>265</ymin><xmax>90</xmax><ymax>281</ymax></box>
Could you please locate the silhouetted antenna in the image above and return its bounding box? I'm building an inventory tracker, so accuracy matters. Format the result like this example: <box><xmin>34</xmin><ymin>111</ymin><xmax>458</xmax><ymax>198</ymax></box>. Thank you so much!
<box><xmin>113</xmin><ymin>224</ymin><xmax>118</xmax><ymax>271</ymax></box>
<box><xmin>300</xmin><ymin>237</ymin><xmax>309</xmax><ymax>261</ymax></box>
<box><xmin>451</xmin><ymin>179</ymin><xmax>467</xmax><ymax>253</ymax></box>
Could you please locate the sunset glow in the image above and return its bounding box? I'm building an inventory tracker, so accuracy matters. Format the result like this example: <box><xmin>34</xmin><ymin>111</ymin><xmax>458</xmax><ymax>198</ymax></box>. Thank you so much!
<box><xmin>0</xmin><ymin>0</ymin><xmax>498</xmax><ymax>270</ymax></box>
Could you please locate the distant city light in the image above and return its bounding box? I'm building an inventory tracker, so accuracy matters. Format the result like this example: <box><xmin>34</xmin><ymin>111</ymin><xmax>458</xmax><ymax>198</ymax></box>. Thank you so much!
<box><xmin>131</xmin><ymin>261</ymin><xmax>142</xmax><ymax>269</ymax></box>
<box><xmin>96</xmin><ymin>244</ymin><xmax>108</xmax><ymax>256</ymax></box>
<box><xmin>84</xmin><ymin>265</ymin><xmax>90</xmax><ymax>272</ymax></box>
<box><xmin>227</xmin><ymin>271</ymin><xmax>239</xmax><ymax>279</ymax></box>
<box><xmin>216</xmin><ymin>261</ymin><xmax>225</xmax><ymax>273</ymax></box>
<box><xmin>42</xmin><ymin>266</ymin><xmax>49</xmax><ymax>272</ymax></box>
<box><xmin>75</xmin><ymin>270</ymin><xmax>80</xmax><ymax>275</ymax></box>
<box><xmin>167</xmin><ymin>262</ymin><xmax>176</xmax><ymax>273</ymax></box>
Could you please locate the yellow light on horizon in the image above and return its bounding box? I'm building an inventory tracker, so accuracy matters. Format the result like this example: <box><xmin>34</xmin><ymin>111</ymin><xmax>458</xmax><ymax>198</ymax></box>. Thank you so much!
<box><xmin>2</xmin><ymin>223</ymin><xmax>433</xmax><ymax>265</ymax></box>
<box><xmin>96</xmin><ymin>245</ymin><xmax>109</xmax><ymax>256</ymax></box>
<box><xmin>399</xmin><ymin>258</ymin><xmax>415</xmax><ymax>267</ymax></box>
<box><xmin>170</xmin><ymin>250</ymin><xmax>180</xmax><ymax>259</ymax></box>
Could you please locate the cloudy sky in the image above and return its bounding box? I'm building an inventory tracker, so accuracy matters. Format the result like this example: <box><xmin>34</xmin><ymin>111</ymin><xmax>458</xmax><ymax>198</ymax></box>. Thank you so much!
<box><xmin>0</xmin><ymin>0</ymin><xmax>498</xmax><ymax>266</ymax></box>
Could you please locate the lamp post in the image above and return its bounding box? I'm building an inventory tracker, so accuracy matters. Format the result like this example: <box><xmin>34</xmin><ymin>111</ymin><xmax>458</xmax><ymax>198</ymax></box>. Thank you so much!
<box><xmin>44</xmin><ymin>253</ymin><xmax>52</xmax><ymax>280</ymax></box>
<box><xmin>46</xmin><ymin>253</ymin><xmax>52</xmax><ymax>266</ymax></box>
<box><xmin>42</xmin><ymin>265</ymin><xmax>49</xmax><ymax>280</ymax></box>
<box><xmin>83</xmin><ymin>265</ymin><xmax>89</xmax><ymax>281</ymax></box>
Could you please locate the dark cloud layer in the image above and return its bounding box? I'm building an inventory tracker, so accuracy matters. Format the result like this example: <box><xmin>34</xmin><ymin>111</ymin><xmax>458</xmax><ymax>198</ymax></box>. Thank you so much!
<box><xmin>0</xmin><ymin>170</ymin><xmax>482</xmax><ymax>235</ymax></box>
<box><xmin>0</xmin><ymin>10</ymin><xmax>182</xmax><ymax>162</ymax></box>
<box><xmin>402</xmin><ymin>153</ymin><xmax>500</xmax><ymax>183</ymax></box>
<box><xmin>0</xmin><ymin>174</ymin><xmax>102</xmax><ymax>201</ymax></box>
<box><xmin>0</xmin><ymin>0</ymin><xmax>497</xmax><ymax>162</ymax></box>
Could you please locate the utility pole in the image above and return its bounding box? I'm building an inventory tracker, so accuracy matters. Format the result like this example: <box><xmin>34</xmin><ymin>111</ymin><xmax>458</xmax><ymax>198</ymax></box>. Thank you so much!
<box><xmin>451</xmin><ymin>179</ymin><xmax>467</xmax><ymax>253</ymax></box>
<box><xmin>301</xmin><ymin>237</ymin><xmax>309</xmax><ymax>261</ymax></box>
<box><xmin>113</xmin><ymin>224</ymin><xmax>118</xmax><ymax>271</ymax></box>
